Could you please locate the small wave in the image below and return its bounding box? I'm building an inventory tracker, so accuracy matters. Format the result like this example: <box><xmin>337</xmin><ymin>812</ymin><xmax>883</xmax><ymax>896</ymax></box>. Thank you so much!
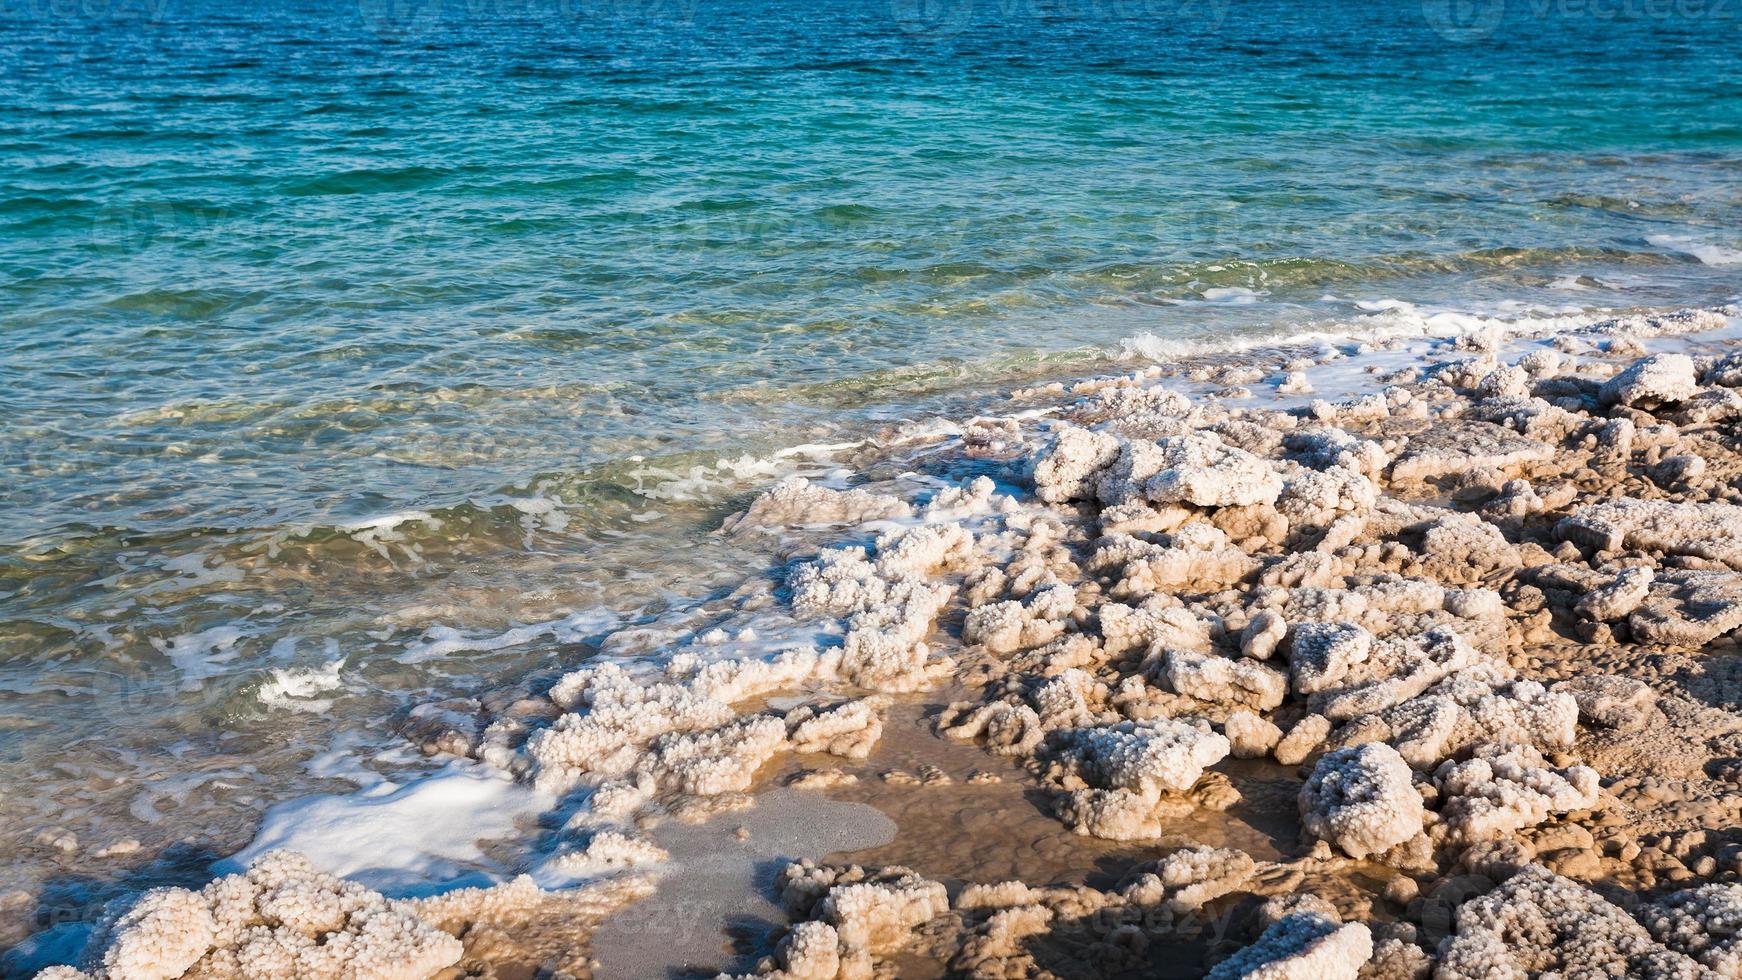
<box><xmin>1116</xmin><ymin>298</ymin><xmax>1668</xmax><ymax>364</ymax></box>
<box><xmin>283</xmin><ymin>166</ymin><xmax>450</xmax><ymax>196</ymax></box>
<box><xmin>1649</xmin><ymin>234</ymin><xmax>1742</xmax><ymax>266</ymax></box>
<box><xmin>398</xmin><ymin>608</ymin><xmax>620</xmax><ymax>665</ymax></box>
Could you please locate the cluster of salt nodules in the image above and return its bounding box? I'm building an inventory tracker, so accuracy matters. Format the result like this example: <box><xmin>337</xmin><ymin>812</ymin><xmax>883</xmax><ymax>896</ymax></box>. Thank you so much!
<box><xmin>724</xmin><ymin>311</ymin><xmax>1742</xmax><ymax>979</ymax></box>
<box><xmin>35</xmin><ymin>849</ymin><xmax>657</xmax><ymax>980</ymax></box>
<box><xmin>54</xmin><ymin>311</ymin><xmax>1742</xmax><ymax>979</ymax></box>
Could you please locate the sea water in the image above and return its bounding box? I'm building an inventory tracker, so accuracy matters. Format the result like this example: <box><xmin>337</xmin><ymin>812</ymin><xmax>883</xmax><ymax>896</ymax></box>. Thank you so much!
<box><xmin>3</xmin><ymin>0</ymin><xmax>1741</xmax><ymax>955</ymax></box>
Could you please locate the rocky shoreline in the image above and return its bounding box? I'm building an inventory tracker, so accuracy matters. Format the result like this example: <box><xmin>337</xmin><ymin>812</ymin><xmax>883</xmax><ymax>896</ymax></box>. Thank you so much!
<box><xmin>35</xmin><ymin>306</ymin><xmax>1742</xmax><ymax>979</ymax></box>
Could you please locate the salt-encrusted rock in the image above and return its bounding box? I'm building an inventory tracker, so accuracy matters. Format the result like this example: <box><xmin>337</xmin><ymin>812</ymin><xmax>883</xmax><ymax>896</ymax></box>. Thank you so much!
<box><xmin>785</xmin><ymin>525</ymin><xmax>969</xmax><ymax>692</ymax></box>
<box><xmin>1558</xmin><ymin>499</ymin><xmax>1742</xmax><ymax>571</ymax></box>
<box><xmin>1600</xmin><ymin>353</ymin><xmax>1699</xmax><ymax>407</ymax></box>
<box><xmin>1311</xmin><ymin>628</ymin><xmax>1487</xmax><ymax>724</ymax></box>
<box><xmin>1285</xmin><ymin>427</ymin><xmax>1390</xmax><ymax>481</ymax></box>
<box><xmin>1639</xmin><ymin>884</ymin><xmax>1742</xmax><ymax>976</ymax></box>
<box><xmin>1551</xmin><ymin>674</ymin><xmax>1657</xmax><ymax>731</ymax></box>
<box><xmin>937</xmin><ymin>700</ymin><xmax>1044</xmax><ymax>756</ymax></box>
<box><xmin>1027</xmin><ymin>668</ymin><xmax>1108</xmax><ymax>729</ymax></box>
<box><xmin>1274</xmin><ymin>714</ymin><xmax>1332</xmax><ymax>767</ymax></box>
<box><xmin>1629</xmin><ymin>571</ymin><xmax>1742</xmax><ymax>647</ymax></box>
<box><xmin>1093</xmin><ymin>531</ymin><xmax>1261</xmax><ymax>595</ymax></box>
<box><xmin>1242</xmin><ymin>610</ymin><xmax>1287</xmax><ymax>660</ymax></box>
<box><xmin>1046</xmin><ymin>719</ymin><xmax>1234</xmax><ymax>840</ymax></box>
<box><xmin>1576</xmin><ymin>566</ymin><xmax>1654</xmax><ymax>621</ymax></box>
<box><xmin>818</xmin><ymin>873</ymin><xmax>949</xmax><ymax>955</ymax></box>
<box><xmin>1287</xmin><ymin>622</ymin><xmax>1374</xmax><ymax>697</ymax></box>
<box><xmin>1417</xmin><ymin>513</ymin><xmax>1519</xmax><ymax>575</ymax></box>
<box><xmin>1310</xmin><ymin>391</ymin><xmax>1391</xmax><ymax>425</ymax></box>
<box><xmin>961</xmin><ymin>584</ymin><xmax>1075</xmax><ymax>654</ymax></box>
<box><xmin>1581</xmin><ymin>307</ymin><xmax>1727</xmax><ymax>338</ymax></box>
<box><xmin>770</xmin><ymin>920</ymin><xmax>844</xmax><ymax>978</ymax></box>
<box><xmin>1224</xmin><ymin>709</ymin><xmax>1284</xmax><ymax>759</ymax></box>
<box><xmin>722</xmin><ymin>476</ymin><xmax>912</xmax><ymax>534</ymax></box>
<box><xmin>1438</xmin><ymin>865</ymin><xmax>1710</xmax><ymax>979</ymax></box>
<box><xmin>1050</xmin><ymin>719</ymin><xmax>1231</xmax><ymax>799</ymax></box>
<box><xmin>786</xmin><ymin>696</ymin><xmax>888</xmax><ymax>759</ymax></box>
<box><xmin>1128</xmin><ymin>431</ymin><xmax>1284</xmax><ymax>508</ymax></box>
<box><xmin>1706</xmin><ymin>351</ymin><xmax>1742</xmax><ymax>387</ymax></box>
<box><xmin>774</xmin><ymin>863</ymin><xmax>949</xmax><ymax>969</ymax></box>
<box><xmin>1387</xmin><ymin>421</ymin><xmax>1554</xmax><ymax>483</ymax></box>
<box><xmin>82</xmin><ymin>887</ymin><xmax>216</xmax><ymax>980</ymax></box>
<box><xmin>550</xmin><ymin>829</ymin><xmax>669</xmax><ymax>878</ymax></box>
<box><xmin>643</xmin><ymin>714</ymin><xmax>789</xmax><ymax>796</ymax></box>
<box><xmin>1098</xmin><ymin>600</ymin><xmax>1211</xmax><ymax>656</ymax></box>
<box><xmin>1031</xmin><ymin>426</ymin><xmax>1122</xmax><ymax>502</ymax></box>
<box><xmin>1275</xmin><ymin>465</ymin><xmax>1378</xmax><ymax>531</ymax></box>
<box><xmin>1121</xmin><ymin>845</ymin><xmax>1257</xmax><ymax>914</ymax></box>
<box><xmin>1519</xmin><ymin>348</ymin><xmax>1564</xmax><ymax>378</ymax></box>
<box><xmin>62</xmin><ymin>852</ymin><xmax>468</xmax><ymax>980</ymax></box>
<box><xmin>1162</xmin><ymin>649</ymin><xmax>1288</xmax><ymax>711</ymax></box>
<box><xmin>1432</xmin><ymin>743</ymin><xmax>1600</xmax><ymax>845</ymax></box>
<box><xmin>1334</xmin><ymin>669</ymin><xmax>1578</xmax><ymax>770</ymax></box>
<box><xmin>529</xmin><ymin>667</ymin><xmax>741</xmax><ymax>793</ymax></box>
<box><xmin>1299</xmin><ymin>744</ymin><xmax>1425</xmax><ymax>860</ymax></box>
<box><xmin>1207</xmin><ymin>910</ymin><xmax>1372</xmax><ymax>980</ymax></box>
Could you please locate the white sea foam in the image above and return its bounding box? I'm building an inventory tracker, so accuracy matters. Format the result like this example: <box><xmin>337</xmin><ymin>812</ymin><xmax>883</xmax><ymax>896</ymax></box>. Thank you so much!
<box><xmin>150</xmin><ymin>624</ymin><xmax>247</xmax><ymax>688</ymax></box>
<box><xmin>1650</xmin><ymin>234</ymin><xmax>1742</xmax><ymax>266</ymax></box>
<box><xmin>220</xmin><ymin>760</ymin><xmax>541</xmax><ymax>894</ymax></box>
<box><xmin>625</xmin><ymin>441</ymin><xmax>863</xmax><ymax>502</ymax></box>
<box><xmin>1119</xmin><ymin>298</ymin><xmax>1612</xmax><ymax>365</ymax></box>
<box><xmin>398</xmin><ymin>607</ymin><xmax>621</xmax><ymax>664</ymax></box>
<box><xmin>255</xmin><ymin>658</ymin><xmax>345</xmax><ymax>713</ymax></box>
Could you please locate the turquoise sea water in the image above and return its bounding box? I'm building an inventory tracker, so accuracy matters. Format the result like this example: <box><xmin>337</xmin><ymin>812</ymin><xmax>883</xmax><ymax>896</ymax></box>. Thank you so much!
<box><xmin>3</xmin><ymin>0</ymin><xmax>1742</xmax><ymax>954</ymax></box>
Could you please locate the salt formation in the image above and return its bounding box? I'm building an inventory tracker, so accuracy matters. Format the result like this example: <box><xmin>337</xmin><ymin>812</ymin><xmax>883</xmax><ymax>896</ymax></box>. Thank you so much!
<box><xmin>1431</xmin><ymin>742</ymin><xmax>1600</xmax><ymax>844</ymax></box>
<box><xmin>1298</xmin><ymin>744</ymin><xmax>1424</xmax><ymax>859</ymax></box>
<box><xmin>1437</xmin><ymin>866</ymin><xmax>1711</xmax><ymax>979</ymax></box>
<box><xmin>719</xmin><ymin>477</ymin><xmax>912</xmax><ymax>535</ymax></box>
<box><xmin>1205</xmin><ymin>910</ymin><xmax>1372</xmax><ymax>980</ymax></box>
<box><xmin>40</xmin><ymin>851</ymin><xmax>591</xmax><ymax>980</ymax></box>
<box><xmin>45</xmin><ymin>313</ymin><xmax>1742</xmax><ymax>979</ymax></box>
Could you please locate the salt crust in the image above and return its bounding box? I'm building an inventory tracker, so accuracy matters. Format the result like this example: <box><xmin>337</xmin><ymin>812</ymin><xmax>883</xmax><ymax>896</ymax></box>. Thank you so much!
<box><xmin>57</xmin><ymin>323</ymin><xmax>1742</xmax><ymax>979</ymax></box>
<box><xmin>42</xmin><ymin>851</ymin><xmax>653</xmax><ymax>980</ymax></box>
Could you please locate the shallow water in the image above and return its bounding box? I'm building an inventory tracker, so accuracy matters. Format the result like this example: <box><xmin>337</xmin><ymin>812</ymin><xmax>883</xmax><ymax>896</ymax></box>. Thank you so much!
<box><xmin>4</xmin><ymin>0</ymin><xmax>1742</xmax><ymax>958</ymax></box>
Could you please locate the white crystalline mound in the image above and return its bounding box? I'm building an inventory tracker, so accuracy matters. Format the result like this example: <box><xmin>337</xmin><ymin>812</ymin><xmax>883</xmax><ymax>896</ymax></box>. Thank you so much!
<box><xmin>1558</xmin><ymin>499</ymin><xmax>1742</xmax><ymax>572</ymax></box>
<box><xmin>1432</xmin><ymin>742</ymin><xmax>1600</xmax><ymax>844</ymax></box>
<box><xmin>51</xmin><ymin>851</ymin><xmax>465</xmax><ymax>980</ymax></box>
<box><xmin>1052</xmin><ymin>719</ymin><xmax>1231</xmax><ymax>799</ymax></box>
<box><xmin>786</xmin><ymin>696</ymin><xmax>888</xmax><ymax>759</ymax></box>
<box><xmin>1206</xmin><ymin>910</ymin><xmax>1372</xmax><ymax>980</ymax></box>
<box><xmin>1639</xmin><ymin>884</ymin><xmax>1742</xmax><ymax>977</ymax></box>
<box><xmin>1031</xmin><ymin>426</ymin><xmax>1123</xmax><ymax>503</ymax></box>
<box><xmin>1163</xmin><ymin>648</ymin><xmax>1287</xmax><ymax>711</ymax></box>
<box><xmin>1298</xmin><ymin>743</ymin><xmax>1424</xmax><ymax>860</ymax></box>
<box><xmin>1438</xmin><ymin>865</ymin><xmax>1713</xmax><ymax>980</ymax></box>
<box><xmin>1133</xmin><ymin>431</ymin><xmax>1284</xmax><ymax>508</ymax></box>
<box><xmin>1287</xmin><ymin>622</ymin><xmax>1373</xmax><ymax>697</ymax></box>
<box><xmin>1599</xmin><ymin>352</ymin><xmax>1699</xmax><ymax>407</ymax></box>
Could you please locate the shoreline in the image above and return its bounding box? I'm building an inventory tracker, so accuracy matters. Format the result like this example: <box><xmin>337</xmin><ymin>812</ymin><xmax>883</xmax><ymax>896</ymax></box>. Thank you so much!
<box><xmin>18</xmin><ymin>302</ymin><xmax>1742</xmax><ymax>978</ymax></box>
